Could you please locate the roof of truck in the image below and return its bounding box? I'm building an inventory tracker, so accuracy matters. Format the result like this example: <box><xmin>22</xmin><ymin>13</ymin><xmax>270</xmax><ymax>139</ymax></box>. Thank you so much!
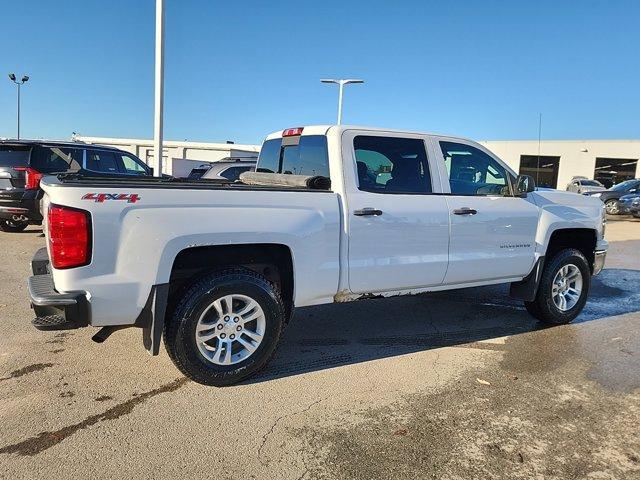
<box><xmin>264</xmin><ymin>125</ymin><xmax>468</xmax><ymax>142</ymax></box>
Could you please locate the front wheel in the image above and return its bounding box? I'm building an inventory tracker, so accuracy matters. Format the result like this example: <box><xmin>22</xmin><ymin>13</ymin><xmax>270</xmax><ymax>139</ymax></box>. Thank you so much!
<box><xmin>524</xmin><ymin>248</ymin><xmax>590</xmax><ymax>325</ymax></box>
<box><xmin>164</xmin><ymin>268</ymin><xmax>286</xmax><ymax>386</ymax></box>
<box><xmin>604</xmin><ymin>199</ymin><xmax>619</xmax><ymax>215</ymax></box>
<box><xmin>0</xmin><ymin>219</ymin><xmax>28</xmax><ymax>232</ymax></box>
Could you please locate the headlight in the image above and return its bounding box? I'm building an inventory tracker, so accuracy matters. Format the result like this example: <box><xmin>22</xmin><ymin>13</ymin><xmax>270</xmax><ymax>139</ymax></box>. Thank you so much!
<box><xmin>591</xmin><ymin>192</ymin><xmax>602</xmax><ymax>198</ymax></box>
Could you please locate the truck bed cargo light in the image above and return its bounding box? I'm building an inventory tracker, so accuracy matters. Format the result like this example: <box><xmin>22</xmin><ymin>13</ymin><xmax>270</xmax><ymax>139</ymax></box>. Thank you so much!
<box><xmin>283</xmin><ymin>127</ymin><xmax>304</xmax><ymax>137</ymax></box>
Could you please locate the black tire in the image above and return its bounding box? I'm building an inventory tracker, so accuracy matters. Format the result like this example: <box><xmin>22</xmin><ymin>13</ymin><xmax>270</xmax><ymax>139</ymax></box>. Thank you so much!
<box><xmin>163</xmin><ymin>268</ymin><xmax>285</xmax><ymax>386</ymax></box>
<box><xmin>524</xmin><ymin>248</ymin><xmax>590</xmax><ymax>325</ymax></box>
<box><xmin>0</xmin><ymin>219</ymin><xmax>28</xmax><ymax>232</ymax></box>
<box><xmin>604</xmin><ymin>199</ymin><xmax>619</xmax><ymax>215</ymax></box>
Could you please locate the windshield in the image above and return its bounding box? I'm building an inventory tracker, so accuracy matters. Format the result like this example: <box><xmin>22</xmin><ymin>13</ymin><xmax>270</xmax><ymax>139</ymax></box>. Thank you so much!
<box><xmin>581</xmin><ymin>180</ymin><xmax>602</xmax><ymax>186</ymax></box>
<box><xmin>0</xmin><ymin>146</ymin><xmax>31</xmax><ymax>167</ymax></box>
<box><xmin>611</xmin><ymin>180</ymin><xmax>637</xmax><ymax>191</ymax></box>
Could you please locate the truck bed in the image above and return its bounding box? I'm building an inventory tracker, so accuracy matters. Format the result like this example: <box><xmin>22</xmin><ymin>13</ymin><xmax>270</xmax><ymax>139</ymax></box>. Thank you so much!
<box><xmin>54</xmin><ymin>172</ymin><xmax>329</xmax><ymax>193</ymax></box>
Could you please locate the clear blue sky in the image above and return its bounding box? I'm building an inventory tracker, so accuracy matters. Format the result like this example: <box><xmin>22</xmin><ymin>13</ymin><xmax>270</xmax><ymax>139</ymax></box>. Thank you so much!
<box><xmin>1</xmin><ymin>0</ymin><xmax>638</xmax><ymax>144</ymax></box>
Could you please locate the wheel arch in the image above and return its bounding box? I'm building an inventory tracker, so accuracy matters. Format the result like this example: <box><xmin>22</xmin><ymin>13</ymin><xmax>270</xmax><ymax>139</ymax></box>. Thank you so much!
<box><xmin>544</xmin><ymin>228</ymin><xmax>597</xmax><ymax>272</ymax></box>
<box><xmin>512</xmin><ymin>227</ymin><xmax>597</xmax><ymax>302</ymax></box>
<box><xmin>166</xmin><ymin>243</ymin><xmax>295</xmax><ymax>321</ymax></box>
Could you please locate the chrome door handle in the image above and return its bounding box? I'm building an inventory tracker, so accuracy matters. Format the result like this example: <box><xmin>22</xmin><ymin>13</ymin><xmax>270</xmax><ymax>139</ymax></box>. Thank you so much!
<box><xmin>354</xmin><ymin>208</ymin><xmax>383</xmax><ymax>216</ymax></box>
<box><xmin>453</xmin><ymin>207</ymin><xmax>477</xmax><ymax>216</ymax></box>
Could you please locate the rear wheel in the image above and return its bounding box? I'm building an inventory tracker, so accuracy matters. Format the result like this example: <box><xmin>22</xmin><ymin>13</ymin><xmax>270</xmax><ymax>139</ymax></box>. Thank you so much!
<box><xmin>604</xmin><ymin>199</ymin><xmax>619</xmax><ymax>215</ymax></box>
<box><xmin>524</xmin><ymin>248</ymin><xmax>590</xmax><ymax>325</ymax></box>
<box><xmin>164</xmin><ymin>268</ymin><xmax>285</xmax><ymax>386</ymax></box>
<box><xmin>0</xmin><ymin>219</ymin><xmax>28</xmax><ymax>232</ymax></box>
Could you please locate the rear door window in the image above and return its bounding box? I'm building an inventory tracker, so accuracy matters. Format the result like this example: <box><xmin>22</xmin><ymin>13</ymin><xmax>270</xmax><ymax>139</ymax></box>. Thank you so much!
<box><xmin>0</xmin><ymin>146</ymin><xmax>31</xmax><ymax>168</ymax></box>
<box><xmin>86</xmin><ymin>150</ymin><xmax>120</xmax><ymax>173</ymax></box>
<box><xmin>257</xmin><ymin>135</ymin><xmax>330</xmax><ymax>178</ymax></box>
<box><xmin>354</xmin><ymin>136</ymin><xmax>432</xmax><ymax>194</ymax></box>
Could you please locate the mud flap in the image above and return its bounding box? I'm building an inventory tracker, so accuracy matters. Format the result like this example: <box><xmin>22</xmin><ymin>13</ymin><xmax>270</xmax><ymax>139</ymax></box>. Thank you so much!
<box><xmin>137</xmin><ymin>283</ymin><xmax>170</xmax><ymax>356</ymax></box>
<box><xmin>509</xmin><ymin>257</ymin><xmax>545</xmax><ymax>302</ymax></box>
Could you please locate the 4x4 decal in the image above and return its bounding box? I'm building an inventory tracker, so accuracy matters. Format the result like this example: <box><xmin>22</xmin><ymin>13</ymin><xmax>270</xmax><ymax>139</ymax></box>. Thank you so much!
<box><xmin>82</xmin><ymin>193</ymin><xmax>141</xmax><ymax>203</ymax></box>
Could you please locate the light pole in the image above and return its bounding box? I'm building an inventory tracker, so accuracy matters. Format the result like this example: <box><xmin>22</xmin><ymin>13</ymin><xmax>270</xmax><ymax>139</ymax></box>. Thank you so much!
<box><xmin>320</xmin><ymin>78</ymin><xmax>364</xmax><ymax>125</ymax></box>
<box><xmin>153</xmin><ymin>0</ymin><xmax>165</xmax><ymax>177</ymax></box>
<box><xmin>8</xmin><ymin>73</ymin><xmax>29</xmax><ymax>139</ymax></box>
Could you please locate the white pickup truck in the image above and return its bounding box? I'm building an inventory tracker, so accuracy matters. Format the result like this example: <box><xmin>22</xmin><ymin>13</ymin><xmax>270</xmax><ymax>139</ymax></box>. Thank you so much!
<box><xmin>28</xmin><ymin>125</ymin><xmax>607</xmax><ymax>386</ymax></box>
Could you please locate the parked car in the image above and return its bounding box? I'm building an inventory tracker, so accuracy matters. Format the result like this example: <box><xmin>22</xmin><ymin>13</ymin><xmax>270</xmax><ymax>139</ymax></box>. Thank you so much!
<box><xmin>185</xmin><ymin>165</ymin><xmax>211</xmax><ymax>180</ymax></box>
<box><xmin>630</xmin><ymin>202</ymin><xmax>640</xmax><ymax>218</ymax></box>
<box><xmin>201</xmin><ymin>159</ymin><xmax>256</xmax><ymax>181</ymax></box>
<box><xmin>28</xmin><ymin>125</ymin><xmax>607</xmax><ymax>386</ymax></box>
<box><xmin>566</xmin><ymin>178</ymin><xmax>605</xmax><ymax>194</ymax></box>
<box><xmin>616</xmin><ymin>193</ymin><xmax>640</xmax><ymax>215</ymax></box>
<box><xmin>583</xmin><ymin>178</ymin><xmax>640</xmax><ymax>214</ymax></box>
<box><xmin>0</xmin><ymin>140</ymin><xmax>152</xmax><ymax>232</ymax></box>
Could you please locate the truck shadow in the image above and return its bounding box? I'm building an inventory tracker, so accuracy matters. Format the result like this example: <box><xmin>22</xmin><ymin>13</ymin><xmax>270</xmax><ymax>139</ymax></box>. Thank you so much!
<box><xmin>246</xmin><ymin>268</ymin><xmax>640</xmax><ymax>384</ymax></box>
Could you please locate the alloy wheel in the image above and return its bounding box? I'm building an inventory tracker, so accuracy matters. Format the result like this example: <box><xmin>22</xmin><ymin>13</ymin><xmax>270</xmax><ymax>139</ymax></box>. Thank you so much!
<box><xmin>195</xmin><ymin>294</ymin><xmax>266</xmax><ymax>365</ymax></box>
<box><xmin>551</xmin><ymin>264</ymin><xmax>583</xmax><ymax>312</ymax></box>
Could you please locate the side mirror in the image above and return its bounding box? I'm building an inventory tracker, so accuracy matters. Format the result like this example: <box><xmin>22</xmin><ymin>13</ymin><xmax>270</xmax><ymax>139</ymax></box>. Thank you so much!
<box><xmin>515</xmin><ymin>174</ymin><xmax>535</xmax><ymax>196</ymax></box>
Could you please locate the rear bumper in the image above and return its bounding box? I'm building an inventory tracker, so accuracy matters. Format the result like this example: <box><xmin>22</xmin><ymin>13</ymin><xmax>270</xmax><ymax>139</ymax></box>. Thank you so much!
<box><xmin>28</xmin><ymin>247</ymin><xmax>89</xmax><ymax>330</ymax></box>
<box><xmin>0</xmin><ymin>191</ymin><xmax>43</xmax><ymax>223</ymax></box>
<box><xmin>593</xmin><ymin>250</ymin><xmax>606</xmax><ymax>276</ymax></box>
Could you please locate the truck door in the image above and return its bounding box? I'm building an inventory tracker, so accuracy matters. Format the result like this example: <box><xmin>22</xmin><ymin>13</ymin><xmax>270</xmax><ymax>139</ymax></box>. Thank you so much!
<box><xmin>343</xmin><ymin>131</ymin><xmax>450</xmax><ymax>294</ymax></box>
<box><xmin>434</xmin><ymin>138</ymin><xmax>539</xmax><ymax>284</ymax></box>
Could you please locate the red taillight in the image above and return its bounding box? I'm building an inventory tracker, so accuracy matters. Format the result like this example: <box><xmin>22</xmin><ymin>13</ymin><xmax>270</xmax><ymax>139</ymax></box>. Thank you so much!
<box><xmin>48</xmin><ymin>205</ymin><xmax>91</xmax><ymax>269</ymax></box>
<box><xmin>282</xmin><ymin>127</ymin><xmax>304</xmax><ymax>137</ymax></box>
<box><xmin>15</xmin><ymin>167</ymin><xmax>44</xmax><ymax>190</ymax></box>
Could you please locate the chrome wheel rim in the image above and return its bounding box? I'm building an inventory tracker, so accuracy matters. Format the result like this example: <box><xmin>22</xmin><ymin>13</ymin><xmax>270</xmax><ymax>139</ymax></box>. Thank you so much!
<box><xmin>195</xmin><ymin>294</ymin><xmax>266</xmax><ymax>365</ymax></box>
<box><xmin>605</xmin><ymin>201</ymin><xmax>618</xmax><ymax>214</ymax></box>
<box><xmin>551</xmin><ymin>264</ymin><xmax>583</xmax><ymax>312</ymax></box>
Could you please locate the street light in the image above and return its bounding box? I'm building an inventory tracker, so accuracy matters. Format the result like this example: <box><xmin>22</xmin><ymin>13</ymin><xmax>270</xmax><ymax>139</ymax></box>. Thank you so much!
<box><xmin>320</xmin><ymin>78</ymin><xmax>364</xmax><ymax>125</ymax></box>
<box><xmin>8</xmin><ymin>73</ymin><xmax>29</xmax><ymax>139</ymax></box>
<box><xmin>153</xmin><ymin>0</ymin><xmax>165</xmax><ymax>177</ymax></box>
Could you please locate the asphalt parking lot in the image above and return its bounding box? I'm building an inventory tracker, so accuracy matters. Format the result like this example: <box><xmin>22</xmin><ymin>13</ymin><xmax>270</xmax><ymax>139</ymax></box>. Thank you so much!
<box><xmin>1</xmin><ymin>217</ymin><xmax>639</xmax><ymax>480</ymax></box>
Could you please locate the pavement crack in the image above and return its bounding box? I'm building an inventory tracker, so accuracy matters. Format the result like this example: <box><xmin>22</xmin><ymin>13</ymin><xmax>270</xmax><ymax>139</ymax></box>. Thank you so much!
<box><xmin>0</xmin><ymin>377</ymin><xmax>189</xmax><ymax>456</ymax></box>
<box><xmin>257</xmin><ymin>397</ymin><xmax>327</xmax><ymax>466</ymax></box>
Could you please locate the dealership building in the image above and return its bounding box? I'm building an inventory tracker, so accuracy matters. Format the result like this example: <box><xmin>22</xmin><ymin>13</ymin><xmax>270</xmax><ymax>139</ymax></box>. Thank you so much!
<box><xmin>75</xmin><ymin>135</ymin><xmax>640</xmax><ymax>188</ymax></box>
<box><xmin>481</xmin><ymin>139</ymin><xmax>640</xmax><ymax>189</ymax></box>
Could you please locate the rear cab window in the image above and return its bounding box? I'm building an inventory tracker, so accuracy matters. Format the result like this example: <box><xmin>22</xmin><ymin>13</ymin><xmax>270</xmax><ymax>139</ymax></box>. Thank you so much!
<box><xmin>0</xmin><ymin>145</ymin><xmax>31</xmax><ymax>168</ymax></box>
<box><xmin>257</xmin><ymin>134</ymin><xmax>330</xmax><ymax>178</ymax></box>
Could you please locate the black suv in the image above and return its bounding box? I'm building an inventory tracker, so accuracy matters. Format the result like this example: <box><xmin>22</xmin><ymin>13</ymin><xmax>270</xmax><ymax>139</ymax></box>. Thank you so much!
<box><xmin>0</xmin><ymin>140</ymin><xmax>152</xmax><ymax>232</ymax></box>
<box><xmin>584</xmin><ymin>178</ymin><xmax>640</xmax><ymax>215</ymax></box>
